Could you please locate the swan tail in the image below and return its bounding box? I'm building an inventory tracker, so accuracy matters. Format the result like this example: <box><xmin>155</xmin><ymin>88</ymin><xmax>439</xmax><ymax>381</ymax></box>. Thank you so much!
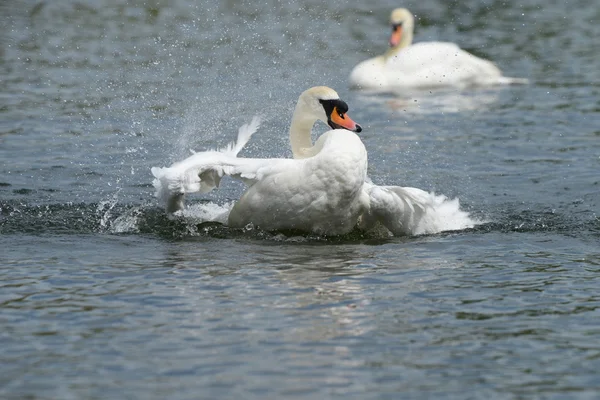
<box><xmin>496</xmin><ymin>76</ymin><xmax>529</xmax><ymax>85</ymax></box>
<box><xmin>367</xmin><ymin>185</ymin><xmax>480</xmax><ymax>236</ymax></box>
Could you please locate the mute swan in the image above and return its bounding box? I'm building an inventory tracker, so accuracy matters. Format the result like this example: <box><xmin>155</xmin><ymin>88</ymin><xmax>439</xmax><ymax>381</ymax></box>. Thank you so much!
<box><xmin>349</xmin><ymin>8</ymin><xmax>528</xmax><ymax>92</ymax></box>
<box><xmin>152</xmin><ymin>86</ymin><xmax>476</xmax><ymax>236</ymax></box>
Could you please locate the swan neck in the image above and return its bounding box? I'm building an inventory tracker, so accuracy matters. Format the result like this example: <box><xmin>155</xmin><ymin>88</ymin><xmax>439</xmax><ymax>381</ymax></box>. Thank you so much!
<box><xmin>289</xmin><ymin>105</ymin><xmax>319</xmax><ymax>159</ymax></box>
<box><xmin>385</xmin><ymin>29</ymin><xmax>413</xmax><ymax>59</ymax></box>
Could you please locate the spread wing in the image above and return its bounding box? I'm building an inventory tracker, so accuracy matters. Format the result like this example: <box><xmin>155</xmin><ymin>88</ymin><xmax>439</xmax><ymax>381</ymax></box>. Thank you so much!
<box><xmin>151</xmin><ymin>116</ymin><xmax>273</xmax><ymax>213</ymax></box>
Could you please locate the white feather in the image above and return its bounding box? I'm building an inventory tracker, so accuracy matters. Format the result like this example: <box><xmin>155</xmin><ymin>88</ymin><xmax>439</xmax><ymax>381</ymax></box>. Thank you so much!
<box><xmin>151</xmin><ymin>116</ymin><xmax>261</xmax><ymax>213</ymax></box>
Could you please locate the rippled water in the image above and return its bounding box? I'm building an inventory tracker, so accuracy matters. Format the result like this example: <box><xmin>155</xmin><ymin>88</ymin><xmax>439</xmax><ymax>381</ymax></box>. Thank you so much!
<box><xmin>1</xmin><ymin>0</ymin><xmax>599</xmax><ymax>398</ymax></box>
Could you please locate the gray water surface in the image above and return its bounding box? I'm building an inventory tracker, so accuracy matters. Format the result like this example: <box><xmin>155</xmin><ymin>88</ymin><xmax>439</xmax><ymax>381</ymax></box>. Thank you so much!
<box><xmin>1</xmin><ymin>0</ymin><xmax>599</xmax><ymax>399</ymax></box>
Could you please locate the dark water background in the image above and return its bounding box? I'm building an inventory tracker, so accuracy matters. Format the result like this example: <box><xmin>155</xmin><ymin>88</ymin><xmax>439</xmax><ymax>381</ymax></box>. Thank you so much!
<box><xmin>1</xmin><ymin>0</ymin><xmax>599</xmax><ymax>398</ymax></box>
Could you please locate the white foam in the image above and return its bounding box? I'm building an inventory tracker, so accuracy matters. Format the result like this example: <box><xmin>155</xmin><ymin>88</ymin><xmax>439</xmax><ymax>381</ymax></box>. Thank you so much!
<box><xmin>412</xmin><ymin>193</ymin><xmax>483</xmax><ymax>235</ymax></box>
<box><xmin>175</xmin><ymin>201</ymin><xmax>234</xmax><ymax>225</ymax></box>
<box><xmin>111</xmin><ymin>208</ymin><xmax>142</xmax><ymax>233</ymax></box>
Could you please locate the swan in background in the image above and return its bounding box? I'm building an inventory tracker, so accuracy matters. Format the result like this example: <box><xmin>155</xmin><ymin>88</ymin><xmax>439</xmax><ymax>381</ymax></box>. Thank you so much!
<box><xmin>152</xmin><ymin>86</ymin><xmax>477</xmax><ymax>236</ymax></box>
<box><xmin>349</xmin><ymin>8</ymin><xmax>528</xmax><ymax>92</ymax></box>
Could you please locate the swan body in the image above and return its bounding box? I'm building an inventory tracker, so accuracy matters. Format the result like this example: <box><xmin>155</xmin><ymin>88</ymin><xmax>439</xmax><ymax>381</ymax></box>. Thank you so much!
<box><xmin>350</xmin><ymin>8</ymin><xmax>527</xmax><ymax>92</ymax></box>
<box><xmin>152</xmin><ymin>86</ymin><xmax>477</xmax><ymax>236</ymax></box>
<box><xmin>228</xmin><ymin>129</ymin><xmax>368</xmax><ymax>234</ymax></box>
<box><xmin>153</xmin><ymin>87</ymin><xmax>368</xmax><ymax>235</ymax></box>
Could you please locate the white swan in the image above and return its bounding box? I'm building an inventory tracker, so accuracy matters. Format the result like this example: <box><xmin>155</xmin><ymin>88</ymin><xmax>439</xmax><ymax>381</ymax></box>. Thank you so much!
<box><xmin>151</xmin><ymin>86</ymin><xmax>477</xmax><ymax>236</ymax></box>
<box><xmin>349</xmin><ymin>8</ymin><xmax>528</xmax><ymax>92</ymax></box>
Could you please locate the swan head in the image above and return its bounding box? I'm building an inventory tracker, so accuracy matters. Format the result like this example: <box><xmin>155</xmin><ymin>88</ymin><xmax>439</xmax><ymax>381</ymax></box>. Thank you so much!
<box><xmin>298</xmin><ymin>86</ymin><xmax>362</xmax><ymax>133</ymax></box>
<box><xmin>389</xmin><ymin>8</ymin><xmax>414</xmax><ymax>48</ymax></box>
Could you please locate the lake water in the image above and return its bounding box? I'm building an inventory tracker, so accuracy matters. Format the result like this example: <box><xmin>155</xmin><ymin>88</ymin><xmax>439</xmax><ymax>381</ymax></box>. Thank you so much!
<box><xmin>1</xmin><ymin>0</ymin><xmax>599</xmax><ymax>398</ymax></box>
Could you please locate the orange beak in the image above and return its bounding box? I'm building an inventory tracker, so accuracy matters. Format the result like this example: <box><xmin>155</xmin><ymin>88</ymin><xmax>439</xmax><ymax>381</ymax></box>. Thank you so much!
<box><xmin>389</xmin><ymin>25</ymin><xmax>402</xmax><ymax>47</ymax></box>
<box><xmin>329</xmin><ymin>107</ymin><xmax>362</xmax><ymax>133</ymax></box>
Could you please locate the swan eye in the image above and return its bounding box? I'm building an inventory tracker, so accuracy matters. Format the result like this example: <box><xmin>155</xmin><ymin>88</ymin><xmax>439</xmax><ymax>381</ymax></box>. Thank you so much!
<box><xmin>319</xmin><ymin>99</ymin><xmax>349</xmax><ymax>121</ymax></box>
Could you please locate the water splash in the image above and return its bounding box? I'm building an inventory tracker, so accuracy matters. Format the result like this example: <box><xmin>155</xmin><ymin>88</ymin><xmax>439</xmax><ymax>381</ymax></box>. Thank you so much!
<box><xmin>97</xmin><ymin>190</ymin><xmax>121</xmax><ymax>230</ymax></box>
<box><xmin>1</xmin><ymin>197</ymin><xmax>598</xmax><ymax>243</ymax></box>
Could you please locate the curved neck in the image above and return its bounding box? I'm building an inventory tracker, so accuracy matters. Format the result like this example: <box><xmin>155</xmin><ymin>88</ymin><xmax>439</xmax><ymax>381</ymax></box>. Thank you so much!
<box><xmin>289</xmin><ymin>103</ymin><xmax>320</xmax><ymax>159</ymax></box>
<box><xmin>384</xmin><ymin>28</ymin><xmax>413</xmax><ymax>59</ymax></box>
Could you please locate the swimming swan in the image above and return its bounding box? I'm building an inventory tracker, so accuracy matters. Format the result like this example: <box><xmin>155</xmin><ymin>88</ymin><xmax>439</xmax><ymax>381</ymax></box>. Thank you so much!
<box><xmin>349</xmin><ymin>8</ymin><xmax>528</xmax><ymax>92</ymax></box>
<box><xmin>151</xmin><ymin>86</ymin><xmax>476</xmax><ymax>236</ymax></box>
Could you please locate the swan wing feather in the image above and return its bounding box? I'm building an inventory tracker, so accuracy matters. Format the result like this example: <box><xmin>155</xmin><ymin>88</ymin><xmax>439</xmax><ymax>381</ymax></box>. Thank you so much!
<box><xmin>364</xmin><ymin>182</ymin><xmax>477</xmax><ymax>235</ymax></box>
<box><xmin>151</xmin><ymin>117</ymin><xmax>262</xmax><ymax>213</ymax></box>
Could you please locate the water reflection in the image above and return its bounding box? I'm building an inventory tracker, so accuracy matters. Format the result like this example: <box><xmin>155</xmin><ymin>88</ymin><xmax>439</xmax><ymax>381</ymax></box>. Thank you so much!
<box><xmin>268</xmin><ymin>245</ymin><xmax>377</xmax><ymax>341</ymax></box>
<box><xmin>159</xmin><ymin>238</ymin><xmax>470</xmax><ymax>350</ymax></box>
<box><xmin>162</xmin><ymin>242</ymin><xmax>378</xmax><ymax>343</ymax></box>
<box><xmin>355</xmin><ymin>88</ymin><xmax>502</xmax><ymax>115</ymax></box>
